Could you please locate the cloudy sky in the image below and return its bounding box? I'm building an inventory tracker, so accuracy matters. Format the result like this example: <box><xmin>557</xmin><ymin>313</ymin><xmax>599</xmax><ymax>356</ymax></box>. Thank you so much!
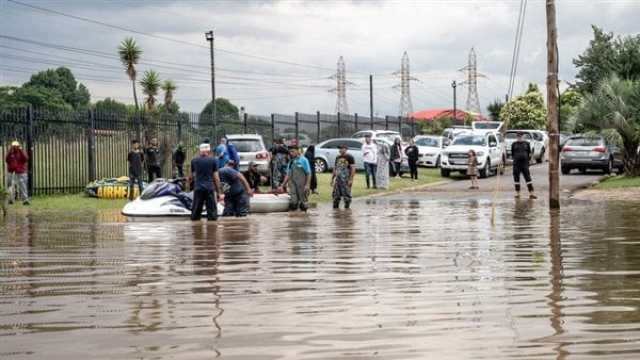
<box><xmin>1</xmin><ymin>0</ymin><xmax>640</xmax><ymax>116</ymax></box>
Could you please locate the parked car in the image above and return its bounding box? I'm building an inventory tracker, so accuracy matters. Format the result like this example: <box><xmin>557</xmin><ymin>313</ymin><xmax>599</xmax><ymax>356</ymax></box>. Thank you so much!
<box><xmin>314</xmin><ymin>138</ymin><xmax>365</xmax><ymax>173</ymax></box>
<box><xmin>226</xmin><ymin>134</ymin><xmax>271</xmax><ymax>176</ymax></box>
<box><xmin>280</xmin><ymin>132</ymin><xmax>312</xmax><ymax>147</ymax></box>
<box><xmin>440</xmin><ymin>131</ymin><xmax>505</xmax><ymax>178</ymax></box>
<box><xmin>559</xmin><ymin>132</ymin><xmax>572</xmax><ymax>149</ymax></box>
<box><xmin>442</xmin><ymin>126</ymin><xmax>472</xmax><ymax>147</ymax></box>
<box><xmin>352</xmin><ymin>130</ymin><xmax>401</xmax><ymax>143</ymax></box>
<box><xmin>560</xmin><ymin>135</ymin><xmax>624</xmax><ymax>175</ymax></box>
<box><xmin>472</xmin><ymin>121</ymin><xmax>504</xmax><ymax>133</ymax></box>
<box><xmin>504</xmin><ymin>130</ymin><xmax>545</xmax><ymax>163</ymax></box>
<box><xmin>414</xmin><ymin>135</ymin><xmax>445</xmax><ymax>167</ymax></box>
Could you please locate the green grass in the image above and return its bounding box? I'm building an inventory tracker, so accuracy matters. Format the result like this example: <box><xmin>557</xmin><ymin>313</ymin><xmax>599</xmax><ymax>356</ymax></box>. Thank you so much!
<box><xmin>309</xmin><ymin>167</ymin><xmax>443</xmax><ymax>203</ymax></box>
<box><xmin>594</xmin><ymin>176</ymin><xmax>640</xmax><ymax>190</ymax></box>
<box><xmin>11</xmin><ymin>194</ymin><xmax>127</xmax><ymax>212</ymax></box>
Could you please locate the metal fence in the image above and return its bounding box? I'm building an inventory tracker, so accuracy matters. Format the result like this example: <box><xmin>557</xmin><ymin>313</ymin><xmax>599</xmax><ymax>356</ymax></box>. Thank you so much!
<box><xmin>1</xmin><ymin>107</ymin><xmax>417</xmax><ymax>195</ymax></box>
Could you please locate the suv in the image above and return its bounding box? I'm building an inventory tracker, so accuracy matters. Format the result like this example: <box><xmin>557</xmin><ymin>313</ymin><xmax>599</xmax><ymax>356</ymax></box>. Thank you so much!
<box><xmin>472</xmin><ymin>121</ymin><xmax>504</xmax><ymax>133</ymax></box>
<box><xmin>442</xmin><ymin>126</ymin><xmax>472</xmax><ymax>147</ymax></box>
<box><xmin>504</xmin><ymin>130</ymin><xmax>545</xmax><ymax>163</ymax></box>
<box><xmin>225</xmin><ymin>134</ymin><xmax>271</xmax><ymax>176</ymax></box>
<box><xmin>352</xmin><ymin>130</ymin><xmax>401</xmax><ymax>143</ymax></box>
<box><xmin>440</xmin><ymin>131</ymin><xmax>505</xmax><ymax>178</ymax></box>
<box><xmin>314</xmin><ymin>138</ymin><xmax>365</xmax><ymax>172</ymax></box>
<box><xmin>561</xmin><ymin>135</ymin><xmax>624</xmax><ymax>175</ymax></box>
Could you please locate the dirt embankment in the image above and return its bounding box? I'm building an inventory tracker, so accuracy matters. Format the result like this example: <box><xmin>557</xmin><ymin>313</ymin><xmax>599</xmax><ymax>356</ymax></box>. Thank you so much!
<box><xmin>572</xmin><ymin>187</ymin><xmax>640</xmax><ymax>202</ymax></box>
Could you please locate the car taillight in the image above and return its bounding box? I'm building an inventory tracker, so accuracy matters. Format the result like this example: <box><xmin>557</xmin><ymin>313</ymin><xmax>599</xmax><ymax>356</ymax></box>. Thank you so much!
<box><xmin>256</xmin><ymin>151</ymin><xmax>270</xmax><ymax>160</ymax></box>
<box><xmin>593</xmin><ymin>146</ymin><xmax>606</xmax><ymax>153</ymax></box>
<box><xmin>562</xmin><ymin>146</ymin><xmax>573</xmax><ymax>152</ymax></box>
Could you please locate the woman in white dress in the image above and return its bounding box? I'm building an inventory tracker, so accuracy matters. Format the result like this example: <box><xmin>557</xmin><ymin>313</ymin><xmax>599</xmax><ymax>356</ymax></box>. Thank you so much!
<box><xmin>376</xmin><ymin>140</ymin><xmax>390</xmax><ymax>190</ymax></box>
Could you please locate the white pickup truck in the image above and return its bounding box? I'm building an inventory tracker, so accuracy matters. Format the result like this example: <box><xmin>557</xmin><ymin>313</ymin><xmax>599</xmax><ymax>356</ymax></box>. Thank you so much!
<box><xmin>440</xmin><ymin>131</ymin><xmax>505</xmax><ymax>178</ymax></box>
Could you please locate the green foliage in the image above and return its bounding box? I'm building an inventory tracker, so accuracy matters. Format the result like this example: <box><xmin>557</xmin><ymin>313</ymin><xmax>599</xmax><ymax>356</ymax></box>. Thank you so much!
<box><xmin>200</xmin><ymin>98</ymin><xmax>240</xmax><ymax>121</ymax></box>
<box><xmin>94</xmin><ymin>97</ymin><xmax>130</xmax><ymax>115</ymax></box>
<box><xmin>0</xmin><ymin>85</ymin><xmax>72</xmax><ymax>112</ymax></box>
<box><xmin>559</xmin><ymin>90</ymin><xmax>582</xmax><ymax>132</ymax></box>
<box><xmin>118</xmin><ymin>37</ymin><xmax>142</xmax><ymax>109</ymax></box>
<box><xmin>161</xmin><ymin>80</ymin><xmax>177</xmax><ymax>108</ymax></box>
<box><xmin>417</xmin><ymin>117</ymin><xmax>453</xmax><ymax>135</ymax></box>
<box><xmin>139</xmin><ymin>70</ymin><xmax>161</xmax><ymax>110</ymax></box>
<box><xmin>499</xmin><ymin>83</ymin><xmax>547</xmax><ymax>130</ymax></box>
<box><xmin>595</xmin><ymin>175</ymin><xmax>640</xmax><ymax>190</ymax></box>
<box><xmin>486</xmin><ymin>99</ymin><xmax>505</xmax><ymax>122</ymax></box>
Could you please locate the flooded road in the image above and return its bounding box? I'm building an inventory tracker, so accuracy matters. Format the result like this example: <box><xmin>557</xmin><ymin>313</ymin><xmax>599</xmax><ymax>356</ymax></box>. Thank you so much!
<box><xmin>2</xmin><ymin>196</ymin><xmax>640</xmax><ymax>359</ymax></box>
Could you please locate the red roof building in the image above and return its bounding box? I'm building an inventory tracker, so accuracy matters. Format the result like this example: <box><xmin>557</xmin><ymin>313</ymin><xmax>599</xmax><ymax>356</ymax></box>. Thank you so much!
<box><xmin>409</xmin><ymin>108</ymin><xmax>486</xmax><ymax>123</ymax></box>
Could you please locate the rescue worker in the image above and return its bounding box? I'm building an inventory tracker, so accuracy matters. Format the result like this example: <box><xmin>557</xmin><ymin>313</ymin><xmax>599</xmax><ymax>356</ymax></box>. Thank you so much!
<box><xmin>278</xmin><ymin>146</ymin><xmax>311</xmax><ymax>211</ymax></box>
<box><xmin>331</xmin><ymin>144</ymin><xmax>356</xmax><ymax>209</ymax></box>
<box><xmin>219</xmin><ymin>160</ymin><xmax>253</xmax><ymax>217</ymax></box>
<box><xmin>190</xmin><ymin>143</ymin><xmax>223</xmax><ymax>221</ymax></box>
<box><xmin>145</xmin><ymin>138</ymin><xmax>162</xmax><ymax>182</ymax></box>
<box><xmin>5</xmin><ymin>141</ymin><xmax>30</xmax><ymax>205</ymax></box>
<box><xmin>127</xmin><ymin>139</ymin><xmax>144</xmax><ymax>200</ymax></box>
<box><xmin>511</xmin><ymin>132</ymin><xmax>537</xmax><ymax>199</ymax></box>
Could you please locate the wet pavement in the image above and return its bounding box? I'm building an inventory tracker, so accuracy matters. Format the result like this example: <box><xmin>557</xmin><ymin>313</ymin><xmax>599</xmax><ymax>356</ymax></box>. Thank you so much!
<box><xmin>2</xmin><ymin>184</ymin><xmax>640</xmax><ymax>359</ymax></box>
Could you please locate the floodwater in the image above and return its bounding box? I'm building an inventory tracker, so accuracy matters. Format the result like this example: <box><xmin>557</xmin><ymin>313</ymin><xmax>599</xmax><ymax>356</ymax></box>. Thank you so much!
<box><xmin>1</xmin><ymin>197</ymin><xmax>640</xmax><ymax>359</ymax></box>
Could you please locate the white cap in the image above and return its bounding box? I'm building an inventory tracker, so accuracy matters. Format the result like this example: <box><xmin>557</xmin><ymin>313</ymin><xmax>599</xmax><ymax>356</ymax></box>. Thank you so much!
<box><xmin>199</xmin><ymin>143</ymin><xmax>211</xmax><ymax>152</ymax></box>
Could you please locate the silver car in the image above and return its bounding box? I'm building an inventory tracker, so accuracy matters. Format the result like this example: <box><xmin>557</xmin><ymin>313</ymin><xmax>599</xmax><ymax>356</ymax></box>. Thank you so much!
<box><xmin>313</xmin><ymin>138</ymin><xmax>364</xmax><ymax>173</ymax></box>
<box><xmin>225</xmin><ymin>134</ymin><xmax>271</xmax><ymax>176</ymax></box>
<box><xmin>561</xmin><ymin>135</ymin><xmax>624</xmax><ymax>175</ymax></box>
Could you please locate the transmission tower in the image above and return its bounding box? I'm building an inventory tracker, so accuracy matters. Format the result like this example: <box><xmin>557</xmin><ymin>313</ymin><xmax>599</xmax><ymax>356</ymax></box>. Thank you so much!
<box><xmin>393</xmin><ymin>51</ymin><xmax>417</xmax><ymax>117</ymax></box>
<box><xmin>329</xmin><ymin>56</ymin><xmax>349</xmax><ymax>114</ymax></box>
<box><xmin>459</xmin><ymin>47</ymin><xmax>486</xmax><ymax>115</ymax></box>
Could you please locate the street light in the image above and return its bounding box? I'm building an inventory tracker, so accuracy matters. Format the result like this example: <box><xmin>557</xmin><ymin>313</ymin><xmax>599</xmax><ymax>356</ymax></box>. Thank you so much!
<box><xmin>205</xmin><ymin>30</ymin><xmax>216</xmax><ymax>124</ymax></box>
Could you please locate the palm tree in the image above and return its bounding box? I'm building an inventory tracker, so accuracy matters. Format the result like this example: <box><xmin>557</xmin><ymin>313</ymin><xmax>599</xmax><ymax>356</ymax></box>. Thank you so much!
<box><xmin>118</xmin><ymin>37</ymin><xmax>142</xmax><ymax>110</ymax></box>
<box><xmin>161</xmin><ymin>80</ymin><xmax>177</xmax><ymax>107</ymax></box>
<box><xmin>575</xmin><ymin>76</ymin><xmax>640</xmax><ymax>175</ymax></box>
<box><xmin>139</xmin><ymin>70</ymin><xmax>161</xmax><ymax>111</ymax></box>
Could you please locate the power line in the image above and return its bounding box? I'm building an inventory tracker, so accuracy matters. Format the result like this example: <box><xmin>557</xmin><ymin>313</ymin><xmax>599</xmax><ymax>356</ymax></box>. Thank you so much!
<box><xmin>507</xmin><ymin>0</ymin><xmax>527</xmax><ymax>99</ymax></box>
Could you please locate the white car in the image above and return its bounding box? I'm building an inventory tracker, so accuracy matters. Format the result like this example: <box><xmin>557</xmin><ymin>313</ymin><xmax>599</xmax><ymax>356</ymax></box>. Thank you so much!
<box><xmin>440</xmin><ymin>131</ymin><xmax>505</xmax><ymax>178</ymax></box>
<box><xmin>504</xmin><ymin>130</ymin><xmax>545</xmax><ymax>163</ymax></box>
<box><xmin>442</xmin><ymin>126</ymin><xmax>472</xmax><ymax>147</ymax></box>
<box><xmin>472</xmin><ymin>120</ymin><xmax>504</xmax><ymax>133</ymax></box>
<box><xmin>414</xmin><ymin>135</ymin><xmax>445</xmax><ymax>167</ymax></box>
<box><xmin>353</xmin><ymin>130</ymin><xmax>401</xmax><ymax>143</ymax></box>
<box><xmin>225</xmin><ymin>134</ymin><xmax>271</xmax><ymax>175</ymax></box>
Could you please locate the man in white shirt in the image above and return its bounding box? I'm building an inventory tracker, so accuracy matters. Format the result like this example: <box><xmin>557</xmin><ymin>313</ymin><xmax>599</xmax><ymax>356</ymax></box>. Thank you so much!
<box><xmin>361</xmin><ymin>133</ymin><xmax>378</xmax><ymax>189</ymax></box>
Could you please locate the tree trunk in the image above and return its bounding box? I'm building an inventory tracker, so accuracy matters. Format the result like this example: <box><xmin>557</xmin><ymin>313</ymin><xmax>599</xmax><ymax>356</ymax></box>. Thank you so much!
<box><xmin>132</xmin><ymin>79</ymin><xmax>139</xmax><ymax>110</ymax></box>
<box><xmin>624</xmin><ymin>142</ymin><xmax>640</xmax><ymax>176</ymax></box>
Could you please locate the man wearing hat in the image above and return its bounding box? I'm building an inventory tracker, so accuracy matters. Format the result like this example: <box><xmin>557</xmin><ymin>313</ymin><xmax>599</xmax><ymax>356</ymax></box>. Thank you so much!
<box><xmin>278</xmin><ymin>145</ymin><xmax>311</xmax><ymax>211</ymax></box>
<box><xmin>5</xmin><ymin>141</ymin><xmax>30</xmax><ymax>205</ymax></box>
<box><xmin>511</xmin><ymin>132</ymin><xmax>537</xmax><ymax>199</ymax></box>
<box><xmin>190</xmin><ymin>143</ymin><xmax>223</xmax><ymax>221</ymax></box>
<box><xmin>331</xmin><ymin>144</ymin><xmax>356</xmax><ymax>209</ymax></box>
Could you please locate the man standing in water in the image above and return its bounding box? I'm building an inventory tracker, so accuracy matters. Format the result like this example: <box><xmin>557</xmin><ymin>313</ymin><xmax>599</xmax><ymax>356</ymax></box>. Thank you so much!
<box><xmin>5</xmin><ymin>141</ymin><xmax>30</xmax><ymax>205</ymax></box>
<box><xmin>219</xmin><ymin>160</ymin><xmax>253</xmax><ymax>217</ymax></box>
<box><xmin>278</xmin><ymin>146</ymin><xmax>310</xmax><ymax>211</ymax></box>
<box><xmin>145</xmin><ymin>138</ymin><xmax>162</xmax><ymax>182</ymax></box>
<box><xmin>127</xmin><ymin>139</ymin><xmax>144</xmax><ymax>200</ymax></box>
<box><xmin>361</xmin><ymin>134</ymin><xmax>377</xmax><ymax>189</ymax></box>
<box><xmin>191</xmin><ymin>143</ymin><xmax>223</xmax><ymax>221</ymax></box>
<box><xmin>331</xmin><ymin>144</ymin><xmax>356</xmax><ymax>209</ymax></box>
<box><xmin>511</xmin><ymin>132</ymin><xmax>537</xmax><ymax>199</ymax></box>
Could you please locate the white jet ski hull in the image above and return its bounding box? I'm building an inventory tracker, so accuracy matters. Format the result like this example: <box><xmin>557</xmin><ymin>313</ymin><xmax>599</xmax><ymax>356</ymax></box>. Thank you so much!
<box><xmin>249</xmin><ymin>193</ymin><xmax>291</xmax><ymax>213</ymax></box>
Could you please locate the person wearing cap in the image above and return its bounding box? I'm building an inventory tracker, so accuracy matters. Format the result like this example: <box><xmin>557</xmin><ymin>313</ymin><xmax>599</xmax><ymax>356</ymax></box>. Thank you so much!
<box><xmin>361</xmin><ymin>134</ymin><xmax>377</xmax><ymax>189</ymax></box>
<box><xmin>190</xmin><ymin>143</ymin><xmax>223</xmax><ymax>221</ymax></box>
<box><xmin>127</xmin><ymin>140</ymin><xmax>145</xmax><ymax>200</ymax></box>
<box><xmin>331</xmin><ymin>144</ymin><xmax>356</xmax><ymax>209</ymax></box>
<box><xmin>278</xmin><ymin>145</ymin><xmax>311</xmax><ymax>211</ymax></box>
<box><xmin>243</xmin><ymin>161</ymin><xmax>264</xmax><ymax>193</ymax></box>
<box><xmin>219</xmin><ymin>160</ymin><xmax>253</xmax><ymax>217</ymax></box>
<box><xmin>511</xmin><ymin>131</ymin><xmax>537</xmax><ymax>199</ymax></box>
<box><xmin>5</xmin><ymin>140</ymin><xmax>30</xmax><ymax>205</ymax></box>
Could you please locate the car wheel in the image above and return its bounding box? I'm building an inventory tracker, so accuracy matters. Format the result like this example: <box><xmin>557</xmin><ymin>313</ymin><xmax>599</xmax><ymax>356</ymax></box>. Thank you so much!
<box><xmin>314</xmin><ymin>158</ymin><xmax>327</xmax><ymax>173</ymax></box>
<box><xmin>579</xmin><ymin>167</ymin><xmax>587</xmax><ymax>174</ymax></box>
<box><xmin>561</xmin><ymin>166</ymin><xmax>570</xmax><ymax>175</ymax></box>
<box><xmin>479</xmin><ymin>159</ymin><xmax>490</xmax><ymax>178</ymax></box>
<box><xmin>604</xmin><ymin>158</ymin><xmax>613</xmax><ymax>175</ymax></box>
<box><xmin>440</xmin><ymin>168</ymin><xmax>450</xmax><ymax>177</ymax></box>
<box><xmin>536</xmin><ymin>148</ymin><xmax>545</xmax><ymax>164</ymax></box>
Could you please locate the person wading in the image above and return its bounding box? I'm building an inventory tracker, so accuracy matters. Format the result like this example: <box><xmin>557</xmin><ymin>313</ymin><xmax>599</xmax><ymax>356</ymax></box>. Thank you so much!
<box><xmin>219</xmin><ymin>160</ymin><xmax>253</xmax><ymax>217</ymax></box>
<box><xmin>362</xmin><ymin>134</ymin><xmax>377</xmax><ymax>189</ymax></box>
<box><xmin>376</xmin><ymin>139</ymin><xmax>390</xmax><ymax>190</ymax></box>
<box><xmin>390</xmin><ymin>137</ymin><xmax>403</xmax><ymax>178</ymax></box>
<box><xmin>279</xmin><ymin>146</ymin><xmax>310</xmax><ymax>211</ymax></box>
<box><xmin>271</xmin><ymin>138</ymin><xmax>289</xmax><ymax>190</ymax></box>
<box><xmin>173</xmin><ymin>143</ymin><xmax>186</xmax><ymax>178</ymax></box>
<box><xmin>190</xmin><ymin>143</ymin><xmax>223</xmax><ymax>221</ymax></box>
<box><xmin>404</xmin><ymin>139</ymin><xmax>419</xmax><ymax>180</ymax></box>
<box><xmin>304</xmin><ymin>145</ymin><xmax>318</xmax><ymax>194</ymax></box>
<box><xmin>145</xmin><ymin>138</ymin><xmax>162</xmax><ymax>182</ymax></box>
<box><xmin>127</xmin><ymin>139</ymin><xmax>145</xmax><ymax>200</ymax></box>
<box><xmin>5</xmin><ymin>141</ymin><xmax>30</xmax><ymax>205</ymax></box>
<box><xmin>331</xmin><ymin>144</ymin><xmax>356</xmax><ymax>209</ymax></box>
<box><xmin>512</xmin><ymin>132</ymin><xmax>537</xmax><ymax>199</ymax></box>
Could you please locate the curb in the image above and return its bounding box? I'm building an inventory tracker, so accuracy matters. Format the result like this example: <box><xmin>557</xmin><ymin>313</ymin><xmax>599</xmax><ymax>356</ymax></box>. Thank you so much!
<box><xmin>357</xmin><ymin>180</ymin><xmax>453</xmax><ymax>200</ymax></box>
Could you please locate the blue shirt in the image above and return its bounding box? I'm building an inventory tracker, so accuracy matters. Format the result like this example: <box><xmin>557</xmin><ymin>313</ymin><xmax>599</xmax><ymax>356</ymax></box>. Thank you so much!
<box><xmin>191</xmin><ymin>155</ymin><xmax>218</xmax><ymax>191</ymax></box>
<box><xmin>215</xmin><ymin>144</ymin><xmax>229</xmax><ymax>169</ymax></box>
<box><xmin>218</xmin><ymin>167</ymin><xmax>244</xmax><ymax>196</ymax></box>
<box><xmin>227</xmin><ymin>143</ymin><xmax>240</xmax><ymax>169</ymax></box>
<box><xmin>287</xmin><ymin>156</ymin><xmax>311</xmax><ymax>176</ymax></box>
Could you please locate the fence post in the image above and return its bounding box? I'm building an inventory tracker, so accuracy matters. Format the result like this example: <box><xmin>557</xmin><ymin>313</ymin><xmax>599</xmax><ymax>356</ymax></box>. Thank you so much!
<box><xmin>316</xmin><ymin>111</ymin><xmax>321</xmax><ymax>144</ymax></box>
<box><xmin>294</xmin><ymin>112</ymin><xmax>299</xmax><ymax>142</ymax></box>
<box><xmin>355</xmin><ymin>113</ymin><xmax>358</xmax><ymax>130</ymax></box>
<box><xmin>411</xmin><ymin>117</ymin><xmax>416</xmax><ymax>137</ymax></box>
<box><xmin>87</xmin><ymin>109</ymin><xmax>97</xmax><ymax>182</ymax></box>
<box><xmin>385</xmin><ymin>115</ymin><xmax>389</xmax><ymax>130</ymax></box>
<box><xmin>270</xmin><ymin>113</ymin><xmax>275</xmax><ymax>144</ymax></box>
<box><xmin>337</xmin><ymin>112</ymin><xmax>341</xmax><ymax>137</ymax></box>
<box><xmin>26</xmin><ymin>105</ymin><xmax>34</xmax><ymax>196</ymax></box>
<box><xmin>243</xmin><ymin>112</ymin><xmax>248</xmax><ymax>134</ymax></box>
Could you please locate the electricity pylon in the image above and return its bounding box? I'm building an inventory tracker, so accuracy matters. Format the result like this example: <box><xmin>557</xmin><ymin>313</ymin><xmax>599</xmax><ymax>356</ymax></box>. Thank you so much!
<box><xmin>459</xmin><ymin>47</ymin><xmax>486</xmax><ymax>115</ymax></box>
<box><xmin>393</xmin><ymin>51</ymin><xmax>417</xmax><ymax>117</ymax></box>
<box><xmin>329</xmin><ymin>56</ymin><xmax>350</xmax><ymax>114</ymax></box>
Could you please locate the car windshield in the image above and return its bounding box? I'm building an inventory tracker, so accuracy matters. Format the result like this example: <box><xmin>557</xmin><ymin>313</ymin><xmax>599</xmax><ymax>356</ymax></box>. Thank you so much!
<box><xmin>474</xmin><ymin>122</ymin><xmax>500</xmax><ymax>129</ymax></box>
<box><xmin>505</xmin><ymin>132</ymin><xmax>532</xmax><ymax>140</ymax></box>
<box><xmin>353</xmin><ymin>132</ymin><xmax>370</xmax><ymax>138</ymax></box>
<box><xmin>566</xmin><ymin>137</ymin><xmax>602</xmax><ymax>147</ymax></box>
<box><xmin>415</xmin><ymin>138</ymin><xmax>440</xmax><ymax>147</ymax></box>
<box><xmin>452</xmin><ymin>135</ymin><xmax>486</xmax><ymax>146</ymax></box>
<box><xmin>229</xmin><ymin>139</ymin><xmax>264</xmax><ymax>152</ymax></box>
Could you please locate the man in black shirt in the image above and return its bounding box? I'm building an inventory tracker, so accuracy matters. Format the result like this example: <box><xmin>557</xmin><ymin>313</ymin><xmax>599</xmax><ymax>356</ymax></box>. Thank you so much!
<box><xmin>404</xmin><ymin>139</ymin><xmax>420</xmax><ymax>180</ymax></box>
<box><xmin>127</xmin><ymin>140</ymin><xmax>144</xmax><ymax>200</ymax></box>
<box><xmin>190</xmin><ymin>143</ymin><xmax>223</xmax><ymax>221</ymax></box>
<box><xmin>173</xmin><ymin>143</ymin><xmax>186</xmax><ymax>178</ymax></box>
<box><xmin>243</xmin><ymin>161</ymin><xmax>263</xmax><ymax>193</ymax></box>
<box><xmin>331</xmin><ymin>145</ymin><xmax>356</xmax><ymax>209</ymax></box>
<box><xmin>511</xmin><ymin>132</ymin><xmax>537</xmax><ymax>199</ymax></box>
<box><xmin>146</xmin><ymin>138</ymin><xmax>162</xmax><ymax>183</ymax></box>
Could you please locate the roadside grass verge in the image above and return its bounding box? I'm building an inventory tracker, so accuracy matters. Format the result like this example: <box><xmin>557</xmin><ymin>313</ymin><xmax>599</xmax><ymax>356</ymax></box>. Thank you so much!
<box><xmin>594</xmin><ymin>176</ymin><xmax>640</xmax><ymax>190</ymax></box>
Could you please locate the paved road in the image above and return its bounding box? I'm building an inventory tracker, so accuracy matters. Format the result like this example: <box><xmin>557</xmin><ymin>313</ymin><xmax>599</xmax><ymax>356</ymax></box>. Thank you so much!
<box><xmin>390</xmin><ymin>163</ymin><xmax>603</xmax><ymax>201</ymax></box>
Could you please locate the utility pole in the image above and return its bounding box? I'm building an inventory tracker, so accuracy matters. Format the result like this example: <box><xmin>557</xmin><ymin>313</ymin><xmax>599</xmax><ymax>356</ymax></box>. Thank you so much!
<box><xmin>546</xmin><ymin>0</ymin><xmax>560</xmax><ymax>209</ymax></box>
<box><xmin>205</xmin><ymin>30</ymin><xmax>216</xmax><ymax>124</ymax></box>
<box><xmin>369</xmin><ymin>74</ymin><xmax>374</xmax><ymax>123</ymax></box>
<box><xmin>451</xmin><ymin>80</ymin><xmax>457</xmax><ymax>124</ymax></box>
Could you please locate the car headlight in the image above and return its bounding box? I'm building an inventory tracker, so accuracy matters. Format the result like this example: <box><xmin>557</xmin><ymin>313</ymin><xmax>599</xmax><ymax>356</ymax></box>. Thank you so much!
<box><xmin>476</xmin><ymin>151</ymin><xmax>484</xmax><ymax>157</ymax></box>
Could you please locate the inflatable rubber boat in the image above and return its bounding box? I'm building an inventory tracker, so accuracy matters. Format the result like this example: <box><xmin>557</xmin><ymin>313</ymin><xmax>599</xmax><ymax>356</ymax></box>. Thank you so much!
<box><xmin>121</xmin><ymin>179</ymin><xmax>291</xmax><ymax>217</ymax></box>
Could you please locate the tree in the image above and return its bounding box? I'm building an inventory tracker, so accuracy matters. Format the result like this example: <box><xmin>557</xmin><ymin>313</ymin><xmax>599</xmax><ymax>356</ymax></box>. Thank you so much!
<box><xmin>417</xmin><ymin>117</ymin><xmax>453</xmax><ymax>135</ymax></box>
<box><xmin>161</xmin><ymin>80</ymin><xmax>177</xmax><ymax>108</ymax></box>
<box><xmin>118</xmin><ymin>37</ymin><xmax>142</xmax><ymax>110</ymax></box>
<box><xmin>200</xmin><ymin>98</ymin><xmax>240</xmax><ymax>121</ymax></box>
<box><xmin>487</xmin><ymin>99</ymin><xmax>505</xmax><ymax>122</ymax></box>
<box><xmin>139</xmin><ymin>70</ymin><xmax>161</xmax><ymax>111</ymax></box>
<box><xmin>559</xmin><ymin>89</ymin><xmax>582</xmax><ymax>132</ymax></box>
<box><xmin>499</xmin><ymin>83</ymin><xmax>547</xmax><ymax>130</ymax></box>
<box><xmin>94</xmin><ymin>97</ymin><xmax>129</xmax><ymax>114</ymax></box>
<box><xmin>23</xmin><ymin>67</ymin><xmax>90</xmax><ymax>109</ymax></box>
<box><xmin>574</xmin><ymin>76</ymin><xmax>640</xmax><ymax>176</ymax></box>
<box><xmin>0</xmin><ymin>85</ymin><xmax>71</xmax><ymax>112</ymax></box>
